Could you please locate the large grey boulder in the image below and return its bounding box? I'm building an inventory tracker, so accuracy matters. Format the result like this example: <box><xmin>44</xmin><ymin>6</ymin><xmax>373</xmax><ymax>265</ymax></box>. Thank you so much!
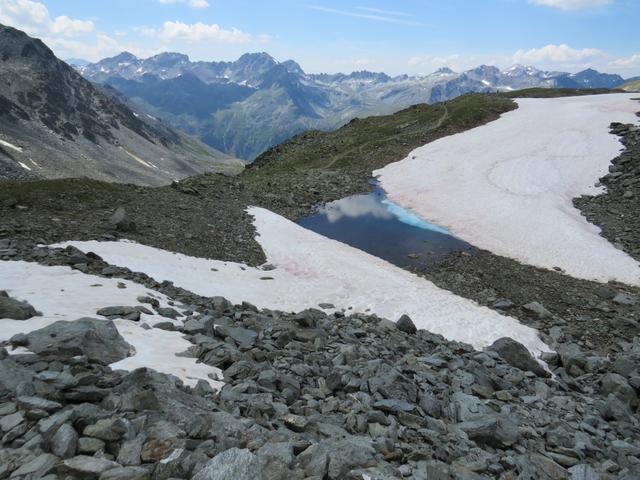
<box><xmin>23</xmin><ymin>318</ymin><xmax>132</xmax><ymax>364</ymax></box>
<box><xmin>488</xmin><ymin>337</ymin><xmax>549</xmax><ymax>377</ymax></box>
<box><xmin>193</xmin><ymin>448</ymin><xmax>262</xmax><ymax>480</ymax></box>
<box><xmin>396</xmin><ymin>314</ymin><xmax>417</xmax><ymax>334</ymax></box>
<box><xmin>110</xmin><ymin>207</ymin><xmax>136</xmax><ymax>232</ymax></box>
<box><xmin>0</xmin><ymin>291</ymin><xmax>39</xmax><ymax>320</ymax></box>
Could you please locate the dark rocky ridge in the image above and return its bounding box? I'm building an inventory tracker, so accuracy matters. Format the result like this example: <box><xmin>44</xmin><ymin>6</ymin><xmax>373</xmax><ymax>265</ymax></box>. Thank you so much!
<box><xmin>0</xmin><ymin>24</ymin><xmax>242</xmax><ymax>186</ymax></box>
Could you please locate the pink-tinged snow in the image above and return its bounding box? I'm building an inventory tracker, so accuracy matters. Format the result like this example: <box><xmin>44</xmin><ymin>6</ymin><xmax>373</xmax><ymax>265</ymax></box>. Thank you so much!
<box><xmin>0</xmin><ymin>261</ymin><xmax>222</xmax><ymax>389</ymax></box>
<box><xmin>375</xmin><ymin>94</ymin><xmax>640</xmax><ymax>285</ymax></box>
<box><xmin>60</xmin><ymin>207</ymin><xmax>551</xmax><ymax>359</ymax></box>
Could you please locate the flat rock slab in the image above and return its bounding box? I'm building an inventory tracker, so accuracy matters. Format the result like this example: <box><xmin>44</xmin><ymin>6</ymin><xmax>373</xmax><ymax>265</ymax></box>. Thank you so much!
<box><xmin>24</xmin><ymin>317</ymin><xmax>131</xmax><ymax>365</ymax></box>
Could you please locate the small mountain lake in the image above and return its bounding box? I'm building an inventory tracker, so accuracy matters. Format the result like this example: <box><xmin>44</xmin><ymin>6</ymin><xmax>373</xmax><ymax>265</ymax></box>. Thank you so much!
<box><xmin>297</xmin><ymin>181</ymin><xmax>476</xmax><ymax>268</ymax></box>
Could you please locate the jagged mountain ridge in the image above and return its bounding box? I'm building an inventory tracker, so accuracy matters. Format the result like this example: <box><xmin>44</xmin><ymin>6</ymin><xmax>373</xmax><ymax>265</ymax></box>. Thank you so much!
<box><xmin>79</xmin><ymin>50</ymin><xmax>629</xmax><ymax>160</ymax></box>
<box><xmin>0</xmin><ymin>25</ymin><xmax>243</xmax><ymax>185</ymax></box>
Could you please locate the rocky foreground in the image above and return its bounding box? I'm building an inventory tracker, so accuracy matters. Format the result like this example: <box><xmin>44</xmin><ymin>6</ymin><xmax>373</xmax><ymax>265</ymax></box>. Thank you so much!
<box><xmin>0</xmin><ymin>242</ymin><xmax>639</xmax><ymax>479</ymax></box>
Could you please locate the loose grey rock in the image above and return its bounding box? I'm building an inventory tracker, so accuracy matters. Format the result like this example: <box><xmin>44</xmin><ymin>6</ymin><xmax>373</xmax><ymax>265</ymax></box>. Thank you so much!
<box><xmin>17</xmin><ymin>395</ymin><xmax>63</xmax><ymax>412</ymax></box>
<box><xmin>99</xmin><ymin>466</ymin><xmax>151</xmax><ymax>480</ymax></box>
<box><xmin>396</xmin><ymin>314</ymin><xmax>417</xmax><ymax>334</ymax></box>
<box><xmin>0</xmin><ymin>410</ymin><xmax>24</xmax><ymax>432</ymax></box>
<box><xmin>155</xmin><ymin>307</ymin><xmax>182</xmax><ymax>319</ymax></box>
<box><xmin>215</xmin><ymin>325</ymin><xmax>258</xmax><ymax>347</ymax></box>
<box><xmin>60</xmin><ymin>455</ymin><xmax>121</xmax><ymax>479</ymax></box>
<box><xmin>110</xmin><ymin>207</ymin><xmax>136</xmax><ymax>232</ymax></box>
<box><xmin>568</xmin><ymin>464</ymin><xmax>600</xmax><ymax>480</ymax></box>
<box><xmin>97</xmin><ymin>306</ymin><xmax>141</xmax><ymax>321</ymax></box>
<box><xmin>613</xmin><ymin>292</ymin><xmax>638</xmax><ymax>306</ymax></box>
<box><xmin>8</xmin><ymin>453</ymin><xmax>58</xmax><ymax>478</ymax></box>
<box><xmin>0</xmin><ymin>293</ymin><xmax>39</xmax><ymax>320</ymax></box>
<box><xmin>24</xmin><ymin>318</ymin><xmax>131</xmax><ymax>364</ymax></box>
<box><xmin>488</xmin><ymin>337</ymin><xmax>549</xmax><ymax>377</ymax></box>
<box><xmin>192</xmin><ymin>447</ymin><xmax>262</xmax><ymax>480</ymax></box>
<box><xmin>523</xmin><ymin>301</ymin><xmax>552</xmax><ymax>318</ymax></box>
<box><xmin>458</xmin><ymin>414</ymin><xmax>519</xmax><ymax>447</ymax></box>
<box><xmin>78</xmin><ymin>436</ymin><xmax>107</xmax><ymax>454</ymax></box>
<box><xmin>51</xmin><ymin>423</ymin><xmax>78</xmax><ymax>458</ymax></box>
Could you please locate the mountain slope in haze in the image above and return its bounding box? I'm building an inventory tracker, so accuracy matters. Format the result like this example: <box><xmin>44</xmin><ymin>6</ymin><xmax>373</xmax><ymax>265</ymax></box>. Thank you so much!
<box><xmin>0</xmin><ymin>25</ymin><xmax>243</xmax><ymax>186</ymax></box>
<box><xmin>621</xmin><ymin>78</ymin><xmax>640</xmax><ymax>91</ymax></box>
<box><xmin>78</xmin><ymin>51</ymin><xmax>631</xmax><ymax>160</ymax></box>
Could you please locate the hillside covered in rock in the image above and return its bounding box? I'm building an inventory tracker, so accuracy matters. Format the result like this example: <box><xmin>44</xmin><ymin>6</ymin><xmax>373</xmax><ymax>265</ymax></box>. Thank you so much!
<box><xmin>0</xmin><ymin>25</ymin><xmax>243</xmax><ymax>186</ymax></box>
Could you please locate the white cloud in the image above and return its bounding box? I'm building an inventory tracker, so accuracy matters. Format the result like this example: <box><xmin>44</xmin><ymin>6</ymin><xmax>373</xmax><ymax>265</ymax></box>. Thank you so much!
<box><xmin>0</xmin><ymin>0</ymin><xmax>94</xmax><ymax>37</ymax></box>
<box><xmin>158</xmin><ymin>0</ymin><xmax>210</xmax><ymax>8</ymax></box>
<box><xmin>528</xmin><ymin>0</ymin><xmax>612</xmax><ymax>10</ymax></box>
<box><xmin>610</xmin><ymin>53</ymin><xmax>640</xmax><ymax>67</ymax></box>
<box><xmin>307</xmin><ymin>5</ymin><xmax>426</xmax><ymax>27</ymax></box>
<box><xmin>513</xmin><ymin>44</ymin><xmax>603</xmax><ymax>64</ymax></box>
<box><xmin>144</xmin><ymin>21</ymin><xmax>254</xmax><ymax>43</ymax></box>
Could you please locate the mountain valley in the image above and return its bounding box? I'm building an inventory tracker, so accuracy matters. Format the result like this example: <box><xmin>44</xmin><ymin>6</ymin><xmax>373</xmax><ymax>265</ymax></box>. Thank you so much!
<box><xmin>0</xmin><ymin>25</ymin><xmax>242</xmax><ymax>186</ymax></box>
<box><xmin>78</xmin><ymin>51</ymin><xmax>630</xmax><ymax>160</ymax></box>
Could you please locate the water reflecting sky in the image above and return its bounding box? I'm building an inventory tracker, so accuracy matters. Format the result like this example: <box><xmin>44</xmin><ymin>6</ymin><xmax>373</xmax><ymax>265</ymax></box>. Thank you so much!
<box><xmin>297</xmin><ymin>185</ymin><xmax>475</xmax><ymax>269</ymax></box>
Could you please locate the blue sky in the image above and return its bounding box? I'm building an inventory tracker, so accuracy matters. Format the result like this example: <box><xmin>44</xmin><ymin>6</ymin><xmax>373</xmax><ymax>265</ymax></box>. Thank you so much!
<box><xmin>1</xmin><ymin>0</ymin><xmax>639</xmax><ymax>76</ymax></box>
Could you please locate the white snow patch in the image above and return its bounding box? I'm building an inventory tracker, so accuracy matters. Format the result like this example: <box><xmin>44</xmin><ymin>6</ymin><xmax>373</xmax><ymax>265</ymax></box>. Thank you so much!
<box><xmin>0</xmin><ymin>138</ymin><xmax>23</xmax><ymax>152</ymax></box>
<box><xmin>59</xmin><ymin>207</ymin><xmax>552</xmax><ymax>359</ymax></box>
<box><xmin>374</xmin><ymin>94</ymin><xmax>640</xmax><ymax>285</ymax></box>
<box><xmin>18</xmin><ymin>162</ymin><xmax>31</xmax><ymax>171</ymax></box>
<box><xmin>0</xmin><ymin>261</ymin><xmax>222</xmax><ymax>389</ymax></box>
<box><xmin>124</xmin><ymin>149</ymin><xmax>157</xmax><ymax>169</ymax></box>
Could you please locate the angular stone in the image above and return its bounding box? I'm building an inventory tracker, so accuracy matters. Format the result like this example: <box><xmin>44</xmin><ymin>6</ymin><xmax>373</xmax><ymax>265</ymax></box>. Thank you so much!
<box><xmin>488</xmin><ymin>337</ymin><xmax>549</xmax><ymax>377</ymax></box>
<box><xmin>117</xmin><ymin>434</ymin><xmax>145</xmax><ymax>466</ymax></box>
<box><xmin>0</xmin><ymin>410</ymin><xmax>24</xmax><ymax>432</ymax></box>
<box><xmin>97</xmin><ymin>306</ymin><xmax>141</xmax><ymax>321</ymax></box>
<box><xmin>110</xmin><ymin>207</ymin><xmax>136</xmax><ymax>232</ymax></box>
<box><xmin>215</xmin><ymin>326</ymin><xmax>258</xmax><ymax>347</ymax></box>
<box><xmin>99</xmin><ymin>466</ymin><xmax>151</xmax><ymax>480</ymax></box>
<box><xmin>613</xmin><ymin>292</ymin><xmax>638</xmax><ymax>306</ymax></box>
<box><xmin>17</xmin><ymin>395</ymin><xmax>62</xmax><ymax>412</ymax></box>
<box><xmin>568</xmin><ymin>464</ymin><xmax>600</xmax><ymax>480</ymax></box>
<box><xmin>0</xmin><ymin>293</ymin><xmax>39</xmax><ymax>320</ymax></box>
<box><xmin>83</xmin><ymin>417</ymin><xmax>130</xmax><ymax>441</ymax></box>
<box><xmin>60</xmin><ymin>455</ymin><xmax>121</xmax><ymax>479</ymax></box>
<box><xmin>9</xmin><ymin>453</ymin><xmax>58</xmax><ymax>478</ymax></box>
<box><xmin>458</xmin><ymin>415</ymin><xmax>519</xmax><ymax>447</ymax></box>
<box><xmin>523</xmin><ymin>301</ymin><xmax>551</xmax><ymax>319</ymax></box>
<box><xmin>24</xmin><ymin>318</ymin><xmax>131</xmax><ymax>365</ymax></box>
<box><xmin>192</xmin><ymin>447</ymin><xmax>262</xmax><ymax>480</ymax></box>
<box><xmin>282</xmin><ymin>414</ymin><xmax>308</xmax><ymax>432</ymax></box>
<box><xmin>396</xmin><ymin>314</ymin><xmax>417</xmax><ymax>334</ymax></box>
<box><xmin>78</xmin><ymin>436</ymin><xmax>107</xmax><ymax>454</ymax></box>
<box><xmin>51</xmin><ymin>423</ymin><xmax>78</xmax><ymax>459</ymax></box>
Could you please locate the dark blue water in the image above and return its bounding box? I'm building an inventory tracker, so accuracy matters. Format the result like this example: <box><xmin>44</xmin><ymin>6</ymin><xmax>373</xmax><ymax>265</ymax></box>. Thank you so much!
<box><xmin>298</xmin><ymin>182</ymin><xmax>475</xmax><ymax>269</ymax></box>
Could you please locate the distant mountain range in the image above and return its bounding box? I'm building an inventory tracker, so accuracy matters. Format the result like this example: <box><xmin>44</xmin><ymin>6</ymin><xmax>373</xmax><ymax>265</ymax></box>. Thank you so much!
<box><xmin>77</xmin><ymin>51</ymin><xmax>630</xmax><ymax>160</ymax></box>
<box><xmin>0</xmin><ymin>25</ymin><xmax>242</xmax><ymax>185</ymax></box>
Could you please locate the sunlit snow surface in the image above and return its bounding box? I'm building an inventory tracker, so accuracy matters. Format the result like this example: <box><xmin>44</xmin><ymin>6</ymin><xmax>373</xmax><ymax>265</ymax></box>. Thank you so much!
<box><xmin>0</xmin><ymin>261</ymin><xmax>222</xmax><ymax>389</ymax></box>
<box><xmin>60</xmin><ymin>207</ymin><xmax>551</xmax><ymax>359</ymax></box>
<box><xmin>375</xmin><ymin>94</ymin><xmax>640</xmax><ymax>285</ymax></box>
